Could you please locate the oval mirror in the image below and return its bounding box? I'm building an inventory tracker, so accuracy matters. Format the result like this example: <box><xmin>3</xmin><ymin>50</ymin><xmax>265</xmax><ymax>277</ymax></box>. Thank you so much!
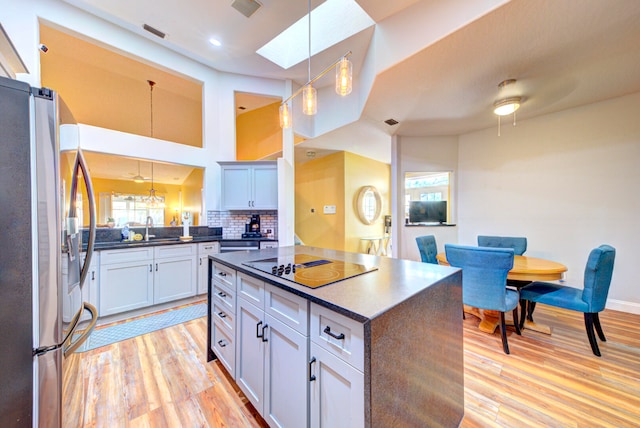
<box><xmin>356</xmin><ymin>186</ymin><xmax>382</xmax><ymax>225</ymax></box>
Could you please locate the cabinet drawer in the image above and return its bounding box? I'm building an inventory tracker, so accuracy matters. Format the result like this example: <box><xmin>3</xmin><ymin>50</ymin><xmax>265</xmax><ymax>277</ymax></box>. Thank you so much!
<box><xmin>212</xmin><ymin>321</ymin><xmax>235</xmax><ymax>378</ymax></box>
<box><xmin>310</xmin><ymin>303</ymin><xmax>364</xmax><ymax>372</ymax></box>
<box><xmin>237</xmin><ymin>272</ymin><xmax>265</xmax><ymax>308</ymax></box>
<box><xmin>265</xmin><ymin>283</ymin><xmax>308</xmax><ymax>335</ymax></box>
<box><xmin>212</xmin><ymin>302</ymin><xmax>235</xmax><ymax>332</ymax></box>
<box><xmin>212</xmin><ymin>262</ymin><xmax>236</xmax><ymax>290</ymax></box>
<box><xmin>212</xmin><ymin>281</ymin><xmax>236</xmax><ymax>314</ymax></box>
<box><xmin>198</xmin><ymin>242</ymin><xmax>220</xmax><ymax>254</ymax></box>
<box><xmin>154</xmin><ymin>243</ymin><xmax>195</xmax><ymax>259</ymax></box>
<box><xmin>100</xmin><ymin>247</ymin><xmax>153</xmax><ymax>264</ymax></box>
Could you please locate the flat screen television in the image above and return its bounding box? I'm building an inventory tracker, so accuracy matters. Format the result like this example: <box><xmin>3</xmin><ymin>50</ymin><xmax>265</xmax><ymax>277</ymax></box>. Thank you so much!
<box><xmin>409</xmin><ymin>201</ymin><xmax>447</xmax><ymax>224</ymax></box>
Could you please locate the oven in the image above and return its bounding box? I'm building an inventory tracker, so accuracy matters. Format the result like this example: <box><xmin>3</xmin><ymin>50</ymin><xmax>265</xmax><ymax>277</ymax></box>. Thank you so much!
<box><xmin>220</xmin><ymin>240</ymin><xmax>259</xmax><ymax>253</ymax></box>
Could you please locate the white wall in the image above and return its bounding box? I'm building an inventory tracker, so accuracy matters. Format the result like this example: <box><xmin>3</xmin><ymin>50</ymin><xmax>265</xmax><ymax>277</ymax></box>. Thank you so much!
<box><xmin>458</xmin><ymin>92</ymin><xmax>640</xmax><ymax>313</ymax></box>
<box><xmin>393</xmin><ymin>93</ymin><xmax>640</xmax><ymax>313</ymax></box>
<box><xmin>393</xmin><ymin>135</ymin><xmax>459</xmax><ymax>261</ymax></box>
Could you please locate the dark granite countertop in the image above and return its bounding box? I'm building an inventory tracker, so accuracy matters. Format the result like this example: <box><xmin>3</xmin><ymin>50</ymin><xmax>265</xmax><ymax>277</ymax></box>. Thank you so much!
<box><xmin>210</xmin><ymin>245</ymin><xmax>460</xmax><ymax>323</ymax></box>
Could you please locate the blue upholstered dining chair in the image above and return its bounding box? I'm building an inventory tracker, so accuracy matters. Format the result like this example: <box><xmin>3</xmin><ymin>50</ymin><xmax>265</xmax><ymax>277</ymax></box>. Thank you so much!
<box><xmin>445</xmin><ymin>244</ymin><xmax>521</xmax><ymax>354</ymax></box>
<box><xmin>415</xmin><ymin>235</ymin><xmax>438</xmax><ymax>264</ymax></box>
<box><xmin>519</xmin><ymin>245</ymin><xmax>616</xmax><ymax>357</ymax></box>
<box><xmin>477</xmin><ymin>235</ymin><xmax>527</xmax><ymax>256</ymax></box>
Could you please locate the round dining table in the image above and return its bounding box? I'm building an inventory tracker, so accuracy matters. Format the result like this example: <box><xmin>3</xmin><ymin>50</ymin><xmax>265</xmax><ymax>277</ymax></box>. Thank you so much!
<box><xmin>436</xmin><ymin>252</ymin><xmax>568</xmax><ymax>334</ymax></box>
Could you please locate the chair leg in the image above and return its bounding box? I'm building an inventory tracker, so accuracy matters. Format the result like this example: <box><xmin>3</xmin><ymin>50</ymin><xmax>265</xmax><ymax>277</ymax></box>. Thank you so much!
<box><xmin>512</xmin><ymin>307</ymin><xmax>521</xmax><ymax>336</ymax></box>
<box><xmin>500</xmin><ymin>312</ymin><xmax>510</xmax><ymax>354</ymax></box>
<box><xmin>593</xmin><ymin>312</ymin><xmax>606</xmax><ymax>341</ymax></box>
<box><xmin>527</xmin><ymin>301</ymin><xmax>537</xmax><ymax>322</ymax></box>
<box><xmin>519</xmin><ymin>299</ymin><xmax>527</xmax><ymax>330</ymax></box>
<box><xmin>584</xmin><ymin>313</ymin><xmax>602</xmax><ymax>357</ymax></box>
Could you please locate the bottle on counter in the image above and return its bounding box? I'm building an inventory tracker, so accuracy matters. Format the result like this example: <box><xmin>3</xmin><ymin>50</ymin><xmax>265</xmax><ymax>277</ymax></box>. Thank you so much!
<box><xmin>122</xmin><ymin>224</ymin><xmax>129</xmax><ymax>241</ymax></box>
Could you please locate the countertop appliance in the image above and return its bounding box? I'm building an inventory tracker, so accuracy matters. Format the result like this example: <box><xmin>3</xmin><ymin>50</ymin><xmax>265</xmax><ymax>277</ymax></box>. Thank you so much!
<box><xmin>242</xmin><ymin>214</ymin><xmax>262</xmax><ymax>238</ymax></box>
<box><xmin>0</xmin><ymin>76</ymin><xmax>98</xmax><ymax>427</ymax></box>
<box><xmin>242</xmin><ymin>254</ymin><xmax>378</xmax><ymax>288</ymax></box>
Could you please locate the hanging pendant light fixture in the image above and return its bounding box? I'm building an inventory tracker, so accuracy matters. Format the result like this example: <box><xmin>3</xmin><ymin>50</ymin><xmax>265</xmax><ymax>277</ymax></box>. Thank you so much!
<box><xmin>278</xmin><ymin>0</ymin><xmax>354</xmax><ymax>128</ymax></box>
<box><xmin>302</xmin><ymin>0</ymin><xmax>316</xmax><ymax>116</ymax></box>
<box><xmin>493</xmin><ymin>79</ymin><xmax>522</xmax><ymax>136</ymax></box>
<box><xmin>146</xmin><ymin>162</ymin><xmax>165</xmax><ymax>208</ymax></box>
<box><xmin>144</xmin><ymin>79</ymin><xmax>164</xmax><ymax>208</ymax></box>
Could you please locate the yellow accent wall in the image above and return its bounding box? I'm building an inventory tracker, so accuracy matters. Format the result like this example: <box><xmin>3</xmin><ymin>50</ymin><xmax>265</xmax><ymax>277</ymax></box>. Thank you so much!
<box><xmin>344</xmin><ymin>152</ymin><xmax>391</xmax><ymax>253</ymax></box>
<box><xmin>295</xmin><ymin>153</ymin><xmax>345</xmax><ymax>251</ymax></box>
<box><xmin>295</xmin><ymin>152</ymin><xmax>390</xmax><ymax>252</ymax></box>
<box><xmin>236</xmin><ymin>102</ymin><xmax>283</xmax><ymax>160</ymax></box>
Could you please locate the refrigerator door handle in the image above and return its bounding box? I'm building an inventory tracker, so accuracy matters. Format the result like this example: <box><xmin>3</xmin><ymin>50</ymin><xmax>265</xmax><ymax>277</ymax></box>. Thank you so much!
<box><xmin>63</xmin><ymin>302</ymin><xmax>98</xmax><ymax>357</ymax></box>
<box><xmin>69</xmin><ymin>147</ymin><xmax>97</xmax><ymax>290</ymax></box>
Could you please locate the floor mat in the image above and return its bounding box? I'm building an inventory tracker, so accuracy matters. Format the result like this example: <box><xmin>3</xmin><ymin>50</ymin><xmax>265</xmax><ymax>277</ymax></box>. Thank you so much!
<box><xmin>74</xmin><ymin>302</ymin><xmax>207</xmax><ymax>352</ymax></box>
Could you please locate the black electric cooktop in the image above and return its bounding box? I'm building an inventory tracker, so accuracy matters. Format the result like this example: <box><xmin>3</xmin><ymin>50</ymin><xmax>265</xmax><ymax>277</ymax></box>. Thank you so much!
<box><xmin>242</xmin><ymin>254</ymin><xmax>377</xmax><ymax>288</ymax></box>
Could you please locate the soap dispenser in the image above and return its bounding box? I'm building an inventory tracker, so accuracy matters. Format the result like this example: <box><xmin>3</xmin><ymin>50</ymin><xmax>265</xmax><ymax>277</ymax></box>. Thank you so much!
<box><xmin>122</xmin><ymin>224</ymin><xmax>129</xmax><ymax>241</ymax></box>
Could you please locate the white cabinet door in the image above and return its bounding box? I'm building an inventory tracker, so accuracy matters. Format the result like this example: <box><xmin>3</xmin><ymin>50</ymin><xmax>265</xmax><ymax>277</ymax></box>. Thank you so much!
<box><xmin>99</xmin><ymin>260</ymin><xmax>153</xmax><ymax>316</ymax></box>
<box><xmin>154</xmin><ymin>256</ymin><xmax>196</xmax><ymax>304</ymax></box>
<box><xmin>309</xmin><ymin>342</ymin><xmax>365</xmax><ymax>428</ymax></box>
<box><xmin>197</xmin><ymin>242</ymin><xmax>219</xmax><ymax>295</ymax></box>
<box><xmin>252</xmin><ymin>165</ymin><xmax>278</xmax><ymax>210</ymax></box>
<box><xmin>263</xmin><ymin>314</ymin><xmax>308</xmax><ymax>428</ymax></box>
<box><xmin>221</xmin><ymin>166</ymin><xmax>252</xmax><ymax>210</ymax></box>
<box><xmin>235</xmin><ymin>297</ymin><xmax>266</xmax><ymax>412</ymax></box>
<box><xmin>220</xmin><ymin>162</ymin><xmax>278</xmax><ymax>210</ymax></box>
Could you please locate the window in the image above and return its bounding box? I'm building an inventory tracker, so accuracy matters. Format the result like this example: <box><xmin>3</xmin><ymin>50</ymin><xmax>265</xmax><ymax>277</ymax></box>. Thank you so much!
<box><xmin>111</xmin><ymin>194</ymin><xmax>165</xmax><ymax>227</ymax></box>
<box><xmin>405</xmin><ymin>172</ymin><xmax>451</xmax><ymax>223</ymax></box>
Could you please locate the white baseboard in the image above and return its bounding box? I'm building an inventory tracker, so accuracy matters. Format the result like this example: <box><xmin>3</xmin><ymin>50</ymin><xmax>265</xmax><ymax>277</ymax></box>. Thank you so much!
<box><xmin>606</xmin><ymin>299</ymin><xmax>640</xmax><ymax>315</ymax></box>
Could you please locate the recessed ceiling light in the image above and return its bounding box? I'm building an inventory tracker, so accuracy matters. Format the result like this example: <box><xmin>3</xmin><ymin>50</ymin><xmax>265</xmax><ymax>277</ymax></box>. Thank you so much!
<box><xmin>209</xmin><ymin>38</ymin><xmax>222</xmax><ymax>47</ymax></box>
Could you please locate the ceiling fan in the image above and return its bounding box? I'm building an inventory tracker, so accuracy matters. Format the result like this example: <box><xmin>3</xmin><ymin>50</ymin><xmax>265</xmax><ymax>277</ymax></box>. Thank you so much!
<box><xmin>130</xmin><ymin>160</ymin><xmax>150</xmax><ymax>182</ymax></box>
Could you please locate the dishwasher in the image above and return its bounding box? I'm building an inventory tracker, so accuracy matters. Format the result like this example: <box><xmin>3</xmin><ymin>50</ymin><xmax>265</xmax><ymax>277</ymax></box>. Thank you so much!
<box><xmin>219</xmin><ymin>240</ymin><xmax>259</xmax><ymax>252</ymax></box>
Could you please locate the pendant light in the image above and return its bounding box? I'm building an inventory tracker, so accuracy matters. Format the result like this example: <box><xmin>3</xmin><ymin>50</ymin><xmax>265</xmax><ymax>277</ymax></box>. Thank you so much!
<box><xmin>144</xmin><ymin>79</ymin><xmax>164</xmax><ymax>208</ymax></box>
<box><xmin>277</xmin><ymin>0</ymin><xmax>354</xmax><ymax>128</ymax></box>
<box><xmin>302</xmin><ymin>0</ymin><xmax>317</xmax><ymax>116</ymax></box>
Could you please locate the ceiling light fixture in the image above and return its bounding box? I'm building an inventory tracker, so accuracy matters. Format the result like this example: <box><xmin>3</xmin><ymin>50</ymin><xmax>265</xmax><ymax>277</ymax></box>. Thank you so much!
<box><xmin>132</xmin><ymin>160</ymin><xmax>145</xmax><ymax>183</ymax></box>
<box><xmin>493</xmin><ymin>79</ymin><xmax>521</xmax><ymax>136</ymax></box>
<box><xmin>145</xmin><ymin>80</ymin><xmax>164</xmax><ymax>208</ymax></box>
<box><xmin>278</xmin><ymin>0</ymin><xmax>353</xmax><ymax>128</ymax></box>
<box><xmin>209</xmin><ymin>38</ymin><xmax>222</xmax><ymax>47</ymax></box>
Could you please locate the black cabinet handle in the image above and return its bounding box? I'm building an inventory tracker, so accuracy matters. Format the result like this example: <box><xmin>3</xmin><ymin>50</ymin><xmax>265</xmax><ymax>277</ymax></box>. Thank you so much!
<box><xmin>217</xmin><ymin>291</ymin><xmax>227</xmax><ymax>298</ymax></box>
<box><xmin>149</xmin><ymin>264</ymin><xmax>152</xmax><ymax>272</ymax></box>
<box><xmin>200</xmin><ymin>258</ymin><xmax>202</xmax><ymax>266</ymax></box>
<box><xmin>261</xmin><ymin>324</ymin><xmax>268</xmax><ymax>342</ymax></box>
<box><xmin>256</xmin><ymin>321</ymin><xmax>263</xmax><ymax>338</ymax></box>
<box><xmin>324</xmin><ymin>325</ymin><xmax>345</xmax><ymax>340</ymax></box>
<box><xmin>217</xmin><ymin>311</ymin><xmax>226</xmax><ymax>319</ymax></box>
<box><xmin>309</xmin><ymin>357</ymin><xmax>317</xmax><ymax>382</ymax></box>
<box><xmin>217</xmin><ymin>339</ymin><xmax>227</xmax><ymax>348</ymax></box>
<box><xmin>218</xmin><ymin>272</ymin><xmax>227</xmax><ymax>277</ymax></box>
<box><xmin>91</xmin><ymin>271</ymin><xmax>95</xmax><ymax>281</ymax></box>
<box><xmin>155</xmin><ymin>263</ymin><xmax>158</xmax><ymax>272</ymax></box>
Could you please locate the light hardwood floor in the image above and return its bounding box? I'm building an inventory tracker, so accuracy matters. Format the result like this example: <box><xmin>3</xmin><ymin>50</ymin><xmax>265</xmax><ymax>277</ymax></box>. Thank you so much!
<box><xmin>63</xmin><ymin>304</ymin><xmax>640</xmax><ymax>427</ymax></box>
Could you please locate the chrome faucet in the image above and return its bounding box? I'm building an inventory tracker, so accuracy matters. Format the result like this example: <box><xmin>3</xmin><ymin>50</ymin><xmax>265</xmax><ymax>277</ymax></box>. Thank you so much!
<box><xmin>145</xmin><ymin>216</ymin><xmax>155</xmax><ymax>241</ymax></box>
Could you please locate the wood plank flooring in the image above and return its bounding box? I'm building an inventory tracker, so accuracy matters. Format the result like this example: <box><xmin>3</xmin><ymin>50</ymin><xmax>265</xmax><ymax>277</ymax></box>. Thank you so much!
<box><xmin>63</xmin><ymin>304</ymin><xmax>640</xmax><ymax>427</ymax></box>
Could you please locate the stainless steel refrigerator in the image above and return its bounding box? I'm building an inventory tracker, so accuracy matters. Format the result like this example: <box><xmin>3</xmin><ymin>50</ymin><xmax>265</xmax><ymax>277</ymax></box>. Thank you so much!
<box><xmin>0</xmin><ymin>75</ymin><xmax>97</xmax><ymax>427</ymax></box>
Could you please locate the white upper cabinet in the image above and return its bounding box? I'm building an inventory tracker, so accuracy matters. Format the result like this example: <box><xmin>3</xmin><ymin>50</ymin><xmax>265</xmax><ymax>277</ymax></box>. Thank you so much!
<box><xmin>219</xmin><ymin>161</ymin><xmax>277</xmax><ymax>210</ymax></box>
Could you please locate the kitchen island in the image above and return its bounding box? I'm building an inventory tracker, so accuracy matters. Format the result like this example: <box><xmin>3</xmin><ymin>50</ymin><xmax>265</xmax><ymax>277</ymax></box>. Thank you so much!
<box><xmin>208</xmin><ymin>245</ymin><xmax>464</xmax><ymax>427</ymax></box>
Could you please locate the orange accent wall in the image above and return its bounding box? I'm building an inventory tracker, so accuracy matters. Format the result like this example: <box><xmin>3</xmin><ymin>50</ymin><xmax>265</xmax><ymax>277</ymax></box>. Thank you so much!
<box><xmin>39</xmin><ymin>25</ymin><xmax>203</xmax><ymax>148</ymax></box>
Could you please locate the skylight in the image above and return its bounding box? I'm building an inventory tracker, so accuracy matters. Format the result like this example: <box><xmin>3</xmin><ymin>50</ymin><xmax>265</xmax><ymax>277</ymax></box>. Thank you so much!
<box><xmin>256</xmin><ymin>0</ymin><xmax>374</xmax><ymax>70</ymax></box>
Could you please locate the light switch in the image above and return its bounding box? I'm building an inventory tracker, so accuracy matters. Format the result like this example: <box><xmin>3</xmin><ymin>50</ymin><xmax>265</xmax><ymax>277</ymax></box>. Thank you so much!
<box><xmin>323</xmin><ymin>205</ymin><xmax>336</xmax><ymax>214</ymax></box>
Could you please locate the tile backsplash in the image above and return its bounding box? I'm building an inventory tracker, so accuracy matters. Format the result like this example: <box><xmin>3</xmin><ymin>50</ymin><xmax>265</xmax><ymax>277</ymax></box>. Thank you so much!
<box><xmin>207</xmin><ymin>210</ymin><xmax>277</xmax><ymax>239</ymax></box>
